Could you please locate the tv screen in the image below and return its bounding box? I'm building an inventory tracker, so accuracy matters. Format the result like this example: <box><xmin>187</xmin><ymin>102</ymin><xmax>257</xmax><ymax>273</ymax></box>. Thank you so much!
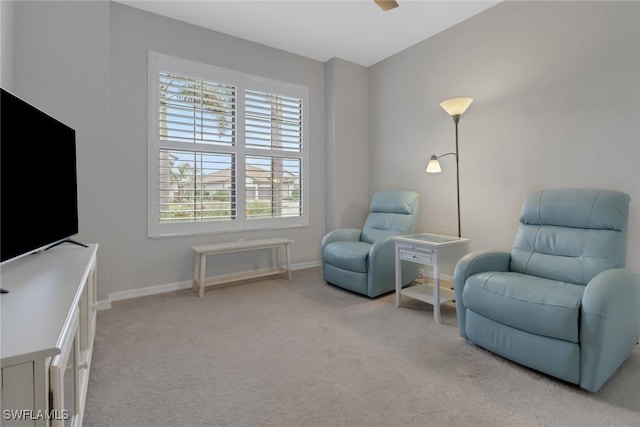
<box><xmin>1</xmin><ymin>88</ymin><xmax>80</xmax><ymax>264</ymax></box>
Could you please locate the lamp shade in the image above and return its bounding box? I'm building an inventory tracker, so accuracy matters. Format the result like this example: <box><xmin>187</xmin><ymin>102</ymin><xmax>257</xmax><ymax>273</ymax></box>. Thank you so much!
<box><xmin>425</xmin><ymin>155</ymin><xmax>442</xmax><ymax>173</ymax></box>
<box><xmin>440</xmin><ymin>97</ymin><xmax>474</xmax><ymax>116</ymax></box>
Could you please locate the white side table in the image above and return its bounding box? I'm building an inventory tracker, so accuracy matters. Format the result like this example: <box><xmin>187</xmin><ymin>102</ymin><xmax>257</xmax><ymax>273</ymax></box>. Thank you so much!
<box><xmin>394</xmin><ymin>233</ymin><xmax>470</xmax><ymax>324</ymax></box>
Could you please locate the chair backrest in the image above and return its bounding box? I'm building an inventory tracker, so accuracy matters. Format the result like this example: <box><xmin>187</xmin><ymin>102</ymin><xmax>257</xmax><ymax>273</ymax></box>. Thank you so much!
<box><xmin>360</xmin><ymin>190</ymin><xmax>420</xmax><ymax>244</ymax></box>
<box><xmin>510</xmin><ymin>188</ymin><xmax>630</xmax><ymax>285</ymax></box>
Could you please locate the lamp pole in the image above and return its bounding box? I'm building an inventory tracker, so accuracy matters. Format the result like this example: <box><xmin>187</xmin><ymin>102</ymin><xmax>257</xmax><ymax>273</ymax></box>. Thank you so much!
<box><xmin>452</xmin><ymin>114</ymin><xmax>461</xmax><ymax>238</ymax></box>
<box><xmin>429</xmin><ymin>97</ymin><xmax>473</xmax><ymax>239</ymax></box>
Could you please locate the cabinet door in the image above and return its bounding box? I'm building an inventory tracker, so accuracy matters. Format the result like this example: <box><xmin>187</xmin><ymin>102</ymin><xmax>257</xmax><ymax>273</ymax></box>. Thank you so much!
<box><xmin>78</xmin><ymin>261</ymin><xmax>97</xmax><ymax>359</ymax></box>
<box><xmin>50</xmin><ymin>308</ymin><xmax>80</xmax><ymax>427</ymax></box>
<box><xmin>76</xmin><ymin>258</ymin><xmax>96</xmax><ymax>422</ymax></box>
<box><xmin>87</xmin><ymin>262</ymin><xmax>97</xmax><ymax>347</ymax></box>
<box><xmin>1</xmin><ymin>362</ymin><xmax>36</xmax><ymax>427</ymax></box>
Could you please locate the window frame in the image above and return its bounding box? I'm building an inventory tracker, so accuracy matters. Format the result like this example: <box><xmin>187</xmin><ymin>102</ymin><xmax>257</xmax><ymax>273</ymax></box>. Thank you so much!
<box><xmin>148</xmin><ymin>52</ymin><xmax>309</xmax><ymax>238</ymax></box>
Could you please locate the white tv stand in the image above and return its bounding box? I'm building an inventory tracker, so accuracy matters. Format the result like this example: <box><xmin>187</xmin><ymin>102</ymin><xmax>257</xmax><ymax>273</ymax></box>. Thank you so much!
<box><xmin>1</xmin><ymin>243</ymin><xmax>98</xmax><ymax>427</ymax></box>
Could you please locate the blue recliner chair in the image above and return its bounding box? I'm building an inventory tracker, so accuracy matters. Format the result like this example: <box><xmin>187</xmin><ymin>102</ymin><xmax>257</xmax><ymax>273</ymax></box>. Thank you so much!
<box><xmin>321</xmin><ymin>190</ymin><xmax>421</xmax><ymax>297</ymax></box>
<box><xmin>454</xmin><ymin>188</ymin><xmax>639</xmax><ymax>392</ymax></box>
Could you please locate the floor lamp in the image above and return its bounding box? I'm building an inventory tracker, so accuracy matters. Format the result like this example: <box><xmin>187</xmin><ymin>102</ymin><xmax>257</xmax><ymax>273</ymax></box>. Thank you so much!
<box><xmin>426</xmin><ymin>97</ymin><xmax>473</xmax><ymax>238</ymax></box>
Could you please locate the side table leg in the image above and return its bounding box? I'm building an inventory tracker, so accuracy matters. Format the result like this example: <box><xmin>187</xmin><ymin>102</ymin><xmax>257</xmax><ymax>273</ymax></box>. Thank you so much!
<box><xmin>395</xmin><ymin>243</ymin><xmax>401</xmax><ymax>307</ymax></box>
<box><xmin>433</xmin><ymin>261</ymin><xmax>441</xmax><ymax>324</ymax></box>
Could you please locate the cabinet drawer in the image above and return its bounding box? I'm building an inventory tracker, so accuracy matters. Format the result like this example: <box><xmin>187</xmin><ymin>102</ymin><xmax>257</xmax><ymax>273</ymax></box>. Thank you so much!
<box><xmin>399</xmin><ymin>249</ymin><xmax>433</xmax><ymax>264</ymax></box>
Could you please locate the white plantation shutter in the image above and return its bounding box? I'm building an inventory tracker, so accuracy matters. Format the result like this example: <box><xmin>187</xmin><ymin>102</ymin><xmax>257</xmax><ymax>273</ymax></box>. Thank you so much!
<box><xmin>159</xmin><ymin>72</ymin><xmax>236</xmax><ymax>146</ymax></box>
<box><xmin>244</xmin><ymin>90</ymin><xmax>303</xmax><ymax>220</ymax></box>
<box><xmin>158</xmin><ymin>149</ymin><xmax>235</xmax><ymax>223</ymax></box>
<box><xmin>244</xmin><ymin>90</ymin><xmax>302</xmax><ymax>151</ymax></box>
<box><xmin>245</xmin><ymin>155</ymin><xmax>302</xmax><ymax>219</ymax></box>
<box><xmin>156</xmin><ymin>71</ymin><xmax>237</xmax><ymax>225</ymax></box>
<box><xmin>149</xmin><ymin>53</ymin><xmax>308</xmax><ymax>237</ymax></box>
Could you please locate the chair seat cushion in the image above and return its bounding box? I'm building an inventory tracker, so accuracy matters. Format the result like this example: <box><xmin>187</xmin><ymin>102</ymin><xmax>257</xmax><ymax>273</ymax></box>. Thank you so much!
<box><xmin>462</xmin><ymin>272</ymin><xmax>585</xmax><ymax>343</ymax></box>
<box><xmin>323</xmin><ymin>241</ymin><xmax>372</xmax><ymax>273</ymax></box>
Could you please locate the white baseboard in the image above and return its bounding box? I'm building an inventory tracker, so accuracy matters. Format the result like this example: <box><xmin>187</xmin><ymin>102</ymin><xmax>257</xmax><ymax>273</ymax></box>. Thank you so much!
<box><xmin>107</xmin><ymin>280</ymin><xmax>193</xmax><ymax>304</ymax></box>
<box><xmin>292</xmin><ymin>260</ymin><xmax>322</xmax><ymax>270</ymax></box>
<box><xmin>97</xmin><ymin>260</ymin><xmax>322</xmax><ymax>309</ymax></box>
<box><xmin>97</xmin><ymin>300</ymin><xmax>112</xmax><ymax>311</ymax></box>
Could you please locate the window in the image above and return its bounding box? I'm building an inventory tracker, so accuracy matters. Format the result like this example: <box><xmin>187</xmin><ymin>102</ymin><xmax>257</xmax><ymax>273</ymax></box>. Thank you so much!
<box><xmin>148</xmin><ymin>53</ymin><xmax>308</xmax><ymax>237</ymax></box>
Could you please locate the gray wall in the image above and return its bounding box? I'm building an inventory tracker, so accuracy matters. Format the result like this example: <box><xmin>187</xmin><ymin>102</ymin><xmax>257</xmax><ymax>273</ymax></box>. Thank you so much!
<box><xmin>107</xmin><ymin>3</ymin><xmax>326</xmax><ymax>295</ymax></box>
<box><xmin>1</xmin><ymin>1</ymin><xmax>14</xmax><ymax>88</ymax></box>
<box><xmin>11</xmin><ymin>1</ymin><xmax>112</xmax><ymax>299</ymax></box>
<box><xmin>325</xmin><ymin>58</ymin><xmax>370</xmax><ymax>230</ymax></box>
<box><xmin>5</xmin><ymin>1</ymin><xmax>639</xmax><ymax>301</ymax></box>
<box><xmin>9</xmin><ymin>2</ymin><xmax>329</xmax><ymax>300</ymax></box>
<box><xmin>369</xmin><ymin>1</ymin><xmax>640</xmax><ymax>270</ymax></box>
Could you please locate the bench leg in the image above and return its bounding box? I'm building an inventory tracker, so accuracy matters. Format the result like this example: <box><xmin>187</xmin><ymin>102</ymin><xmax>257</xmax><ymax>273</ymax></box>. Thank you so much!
<box><xmin>275</xmin><ymin>246</ymin><xmax>282</xmax><ymax>271</ymax></box>
<box><xmin>198</xmin><ymin>254</ymin><xmax>207</xmax><ymax>297</ymax></box>
<box><xmin>286</xmin><ymin>243</ymin><xmax>292</xmax><ymax>280</ymax></box>
<box><xmin>193</xmin><ymin>254</ymin><xmax>200</xmax><ymax>290</ymax></box>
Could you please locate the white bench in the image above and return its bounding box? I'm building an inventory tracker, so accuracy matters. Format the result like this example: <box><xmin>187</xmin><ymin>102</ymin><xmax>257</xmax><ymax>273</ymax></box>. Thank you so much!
<box><xmin>192</xmin><ymin>238</ymin><xmax>293</xmax><ymax>297</ymax></box>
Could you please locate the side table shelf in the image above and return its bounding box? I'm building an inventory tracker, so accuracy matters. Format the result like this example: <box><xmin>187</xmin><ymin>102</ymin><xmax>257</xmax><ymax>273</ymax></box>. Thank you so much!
<box><xmin>401</xmin><ymin>282</ymin><xmax>456</xmax><ymax>307</ymax></box>
<box><xmin>394</xmin><ymin>233</ymin><xmax>469</xmax><ymax>324</ymax></box>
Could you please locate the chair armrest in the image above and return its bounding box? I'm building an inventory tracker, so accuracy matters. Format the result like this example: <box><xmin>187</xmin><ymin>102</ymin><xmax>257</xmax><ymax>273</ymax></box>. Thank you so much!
<box><xmin>453</xmin><ymin>251</ymin><xmax>511</xmax><ymax>338</ymax></box>
<box><xmin>582</xmin><ymin>268</ymin><xmax>640</xmax><ymax>316</ymax></box>
<box><xmin>321</xmin><ymin>228</ymin><xmax>361</xmax><ymax>249</ymax></box>
<box><xmin>453</xmin><ymin>250</ymin><xmax>511</xmax><ymax>294</ymax></box>
<box><xmin>367</xmin><ymin>236</ymin><xmax>400</xmax><ymax>296</ymax></box>
<box><xmin>580</xmin><ymin>268</ymin><xmax>640</xmax><ymax>392</ymax></box>
<box><xmin>369</xmin><ymin>236</ymin><xmax>395</xmax><ymax>266</ymax></box>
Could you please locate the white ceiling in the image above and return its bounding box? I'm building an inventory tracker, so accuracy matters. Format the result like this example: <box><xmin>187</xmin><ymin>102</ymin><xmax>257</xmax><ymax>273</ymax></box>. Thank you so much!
<box><xmin>116</xmin><ymin>0</ymin><xmax>501</xmax><ymax>67</ymax></box>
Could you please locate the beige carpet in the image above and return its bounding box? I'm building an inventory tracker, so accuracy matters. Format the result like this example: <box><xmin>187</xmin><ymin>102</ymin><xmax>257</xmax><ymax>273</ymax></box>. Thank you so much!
<box><xmin>84</xmin><ymin>267</ymin><xmax>640</xmax><ymax>427</ymax></box>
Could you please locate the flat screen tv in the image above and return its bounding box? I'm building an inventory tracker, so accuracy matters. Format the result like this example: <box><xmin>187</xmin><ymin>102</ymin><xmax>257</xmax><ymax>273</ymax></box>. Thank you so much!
<box><xmin>1</xmin><ymin>88</ymin><xmax>84</xmax><ymax>267</ymax></box>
